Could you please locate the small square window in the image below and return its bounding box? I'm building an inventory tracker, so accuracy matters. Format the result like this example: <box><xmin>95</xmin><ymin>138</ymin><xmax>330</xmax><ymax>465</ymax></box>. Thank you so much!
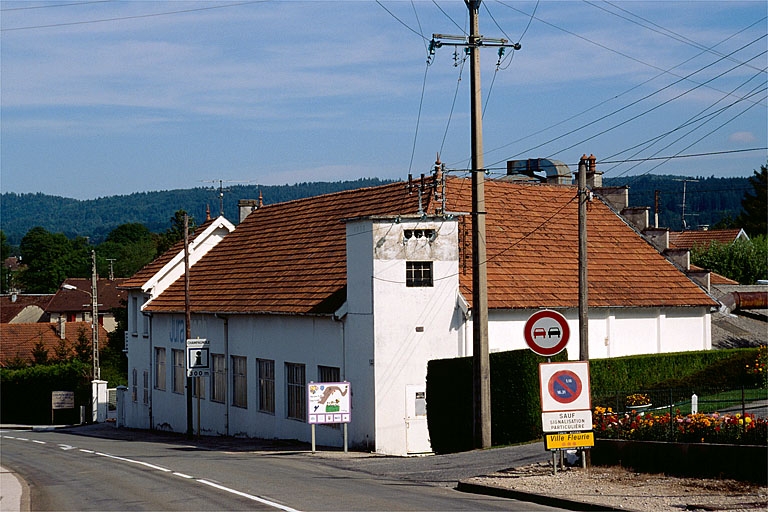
<box><xmin>406</xmin><ymin>261</ymin><xmax>433</xmax><ymax>287</ymax></box>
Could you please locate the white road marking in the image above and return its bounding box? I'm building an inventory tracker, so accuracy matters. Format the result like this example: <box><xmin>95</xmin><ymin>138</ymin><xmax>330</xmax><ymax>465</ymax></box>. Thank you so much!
<box><xmin>95</xmin><ymin>452</ymin><xmax>171</xmax><ymax>472</ymax></box>
<box><xmin>3</xmin><ymin>436</ymin><xmax>16</xmax><ymax>439</ymax></box>
<box><xmin>79</xmin><ymin>449</ymin><xmax>95</xmax><ymax>454</ymax></box>
<box><xmin>197</xmin><ymin>479</ymin><xmax>301</xmax><ymax>512</ymax></box>
<box><xmin>32</xmin><ymin>440</ymin><xmax>46</xmax><ymax>444</ymax></box>
<box><xmin>16</xmin><ymin>437</ymin><xmax>28</xmax><ymax>441</ymax></box>
<box><xmin>173</xmin><ymin>472</ymin><xmax>194</xmax><ymax>479</ymax></box>
<box><xmin>58</xmin><ymin>444</ymin><xmax>76</xmax><ymax>450</ymax></box>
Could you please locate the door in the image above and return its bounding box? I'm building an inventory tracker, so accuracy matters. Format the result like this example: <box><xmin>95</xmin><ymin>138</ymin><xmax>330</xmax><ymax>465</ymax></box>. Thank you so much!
<box><xmin>405</xmin><ymin>384</ymin><xmax>431</xmax><ymax>454</ymax></box>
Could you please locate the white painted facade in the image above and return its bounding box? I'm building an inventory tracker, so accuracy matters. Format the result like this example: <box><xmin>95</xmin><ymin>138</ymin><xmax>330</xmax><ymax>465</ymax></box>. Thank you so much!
<box><xmin>125</xmin><ymin>215</ymin><xmax>712</xmax><ymax>455</ymax></box>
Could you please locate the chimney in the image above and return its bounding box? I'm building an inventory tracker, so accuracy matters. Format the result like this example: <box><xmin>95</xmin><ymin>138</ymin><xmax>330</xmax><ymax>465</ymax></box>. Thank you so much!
<box><xmin>586</xmin><ymin>154</ymin><xmax>603</xmax><ymax>188</ymax></box>
<box><xmin>58</xmin><ymin>316</ymin><xmax>66</xmax><ymax>340</ymax></box>
<box><xmin>238</xmin><ymin>199</ymin><xmax>259</xmax><ymax>223</ymax></box>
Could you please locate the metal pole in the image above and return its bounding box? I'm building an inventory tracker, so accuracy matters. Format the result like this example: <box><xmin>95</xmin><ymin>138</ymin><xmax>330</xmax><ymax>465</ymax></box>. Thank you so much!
<box><xmin>467</xmin><ymin>0</ymin><xmax>491</xmax><ymax>451</ymax></box>
<box><xmin>91</xmin><ymin>250</ymin><xmax>100</xmax><ymax>380</ymax></box>
<box><xmin>578</xmin><ymin>157</ymin><xmax>589</xmax><ymax>361</ymax></box>
<box><xmin>185</xmin><ymin>214</ymin><xmax>193</xmax><ymax>437</ymax></box>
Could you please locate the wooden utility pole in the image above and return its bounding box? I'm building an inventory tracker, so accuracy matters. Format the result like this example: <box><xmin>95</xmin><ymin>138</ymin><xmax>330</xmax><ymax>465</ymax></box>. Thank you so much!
<box><xmin>184</xmin><ymin>213</ymin><xmax>193</xmax><ymax>437</ymax></box>
<box><xmin>578</xmin><ymin>156</ymin><xmax>589</xmax><ymax>361</ymax></box>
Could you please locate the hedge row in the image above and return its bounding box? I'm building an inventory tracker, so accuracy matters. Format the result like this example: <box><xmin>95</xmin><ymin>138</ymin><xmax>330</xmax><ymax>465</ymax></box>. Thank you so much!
<box><xmin>426</xmin><ymin>347</ymin><xmax>762</xmax><ymax>454</ymax></box>
<box><xmin>0</xmin><ymin>360</ymin><xmax>91</xmax><ymax>424</ymax></box>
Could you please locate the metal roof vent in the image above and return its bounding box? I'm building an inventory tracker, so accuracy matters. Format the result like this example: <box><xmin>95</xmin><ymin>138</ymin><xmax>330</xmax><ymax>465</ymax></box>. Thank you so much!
<box><xmin>506</xmin><ymin>159</ymin><xmax>572</xmax><ymax>185</ymax></box>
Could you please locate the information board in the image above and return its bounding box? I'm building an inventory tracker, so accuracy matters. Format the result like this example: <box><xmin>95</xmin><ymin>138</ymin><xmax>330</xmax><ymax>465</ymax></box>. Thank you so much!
<box><xmin>308</xmin><ymin>382</ymin><xmax>351</xmax><ymax>424</ymax></box>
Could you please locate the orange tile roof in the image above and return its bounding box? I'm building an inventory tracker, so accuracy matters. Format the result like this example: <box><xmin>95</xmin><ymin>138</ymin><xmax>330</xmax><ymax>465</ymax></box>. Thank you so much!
<box><xmin>144</xmin><ymin>177</ymin><xmax>715</xmax><ymax>314</ymax></box>
<box><xmin>689</xmin><ymin>264</ymin><xmax>739</xmax><ymax>285</ymax></box>
<box><xmin>47</xmin><ymin>278</ymin><xmax>127</xmax><ymax>313</ymax></box>
<box><xmin>0</xmin><ymin>321</ymin><xmax>108</xmax><ymax>367</ymax></box>
<box><xmin>669</xmin><ymin>229</ymin><xmax>746</xmax><ymax>249</ymax></box>
<box><xmin>0</xmin><ymin>294</ymin><xmax>54</xmax><ymax>323</ymax></box>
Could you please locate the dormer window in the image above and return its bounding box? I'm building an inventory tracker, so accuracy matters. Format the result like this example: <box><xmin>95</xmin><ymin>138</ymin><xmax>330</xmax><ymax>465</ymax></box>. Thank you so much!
<box><xmin>406</xmin><ymin>261</ymin><xmax>433</xmax><ymax>287</ymax></box>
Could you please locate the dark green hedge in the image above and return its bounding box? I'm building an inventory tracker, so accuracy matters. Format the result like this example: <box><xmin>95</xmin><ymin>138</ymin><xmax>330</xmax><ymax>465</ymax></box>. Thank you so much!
<box><xmin>426</xmin><ymin>349</ymin><xmax>567</xmax><ymax>454</ymax></box>
<box><xmin>0</xmin><ymin>360</ymin><xmax>91</xmax><ymax>424</ymax></box>
<box><xmin>426</xmin><ymin>347</ymin><xmax>761</xmax><ymax>454</ymax></box>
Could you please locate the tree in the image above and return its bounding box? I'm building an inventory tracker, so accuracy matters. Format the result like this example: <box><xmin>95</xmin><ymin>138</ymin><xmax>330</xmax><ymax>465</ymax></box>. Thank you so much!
<box><xmin>18</xmin><ymin>227</ymin><xmax>90</xmax><ymax>293</ymax></box>
<box><xmin>98</xmin><ymin>223</ymin><xmax>157</xmax><ymax>277</ymax></box>
<box><xmin>737</xmin><ymin>165</ymin><xmax>767</xmax><ymax>237</ymax></box>
<box><xmin>31</xmin><ymin>337</ymin><xmax>49</xmax><ymax>365</ymax></box>
<box><xmin>156</xmin><ymin>210</ymin><xmax>196</xmax><ymax>254</ymax></box>
<box><xmin>691</xmin><ymin>235</ymin><xmax>768</xmax><ymax>285</ymax></box>
<box><xmin>0</xmin><ymin>231</ymin><xmax>10</xmax><ymax>293</ymax></box>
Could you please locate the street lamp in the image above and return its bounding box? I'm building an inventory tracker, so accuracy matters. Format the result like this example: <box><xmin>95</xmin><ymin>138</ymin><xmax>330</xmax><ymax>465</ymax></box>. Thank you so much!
<box><xmin>61</xmin><ymin>250</ymin><xmax>100</xmax><ymax>381</ymax></box>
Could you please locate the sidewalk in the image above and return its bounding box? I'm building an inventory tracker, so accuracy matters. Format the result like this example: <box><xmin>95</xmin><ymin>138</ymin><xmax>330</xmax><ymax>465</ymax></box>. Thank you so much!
<box><xmin>0</xmin><ymin>466</ymin><xmax>23</xmax><ymax>512</ymax></box>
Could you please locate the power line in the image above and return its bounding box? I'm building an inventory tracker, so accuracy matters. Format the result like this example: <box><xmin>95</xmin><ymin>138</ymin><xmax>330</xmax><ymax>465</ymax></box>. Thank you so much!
<box><xmin>375</xmin><ymin>0</ymin><xmax>430</xmax><ymax>41</ymax></box>
<box><xmin>1</xmin><ymin>1</ymin><xmax>264</xmax><ymax>32</ymax></box>
<box><xmin>1</xmin><ymin>1</ymin><xmax>111</xmax><ymax>11</ymax></box>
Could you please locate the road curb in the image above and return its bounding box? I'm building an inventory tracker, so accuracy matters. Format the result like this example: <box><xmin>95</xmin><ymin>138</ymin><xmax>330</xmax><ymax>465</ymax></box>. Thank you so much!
<box><xmin>456</xmin><ymin>481</ymin><xmax>626</xmax><ymax>512</ymax></box>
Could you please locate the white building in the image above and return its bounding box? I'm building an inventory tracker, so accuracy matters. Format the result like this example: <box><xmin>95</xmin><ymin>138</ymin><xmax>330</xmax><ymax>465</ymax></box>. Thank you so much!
<box><xmin>122</xmin><ymin>176</ymin><xmax>716</xmax><ymax>455</ymax></box>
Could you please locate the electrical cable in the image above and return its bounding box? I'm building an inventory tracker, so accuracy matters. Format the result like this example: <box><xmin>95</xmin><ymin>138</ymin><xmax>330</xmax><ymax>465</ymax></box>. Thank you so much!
<box><xmin>1</xmin><ymin>1</ymin><xmax>264</xmax><ymax>31</ymax></box>
<box><xmin>375</xmin><ymin>0</ymin><xmax>430</xmax><ymax>42</ymax></box>
<box><xmin>476</xmin><ymin>15</ymin><xmax>767</xmax><ymax>167</ymax></box>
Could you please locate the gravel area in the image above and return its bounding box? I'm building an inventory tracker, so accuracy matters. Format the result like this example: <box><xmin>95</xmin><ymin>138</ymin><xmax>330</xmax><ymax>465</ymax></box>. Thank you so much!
<box><xmin>464</xmin><ymin>462</ymin><xmax>768</xmax><ymax>511</ymax></box>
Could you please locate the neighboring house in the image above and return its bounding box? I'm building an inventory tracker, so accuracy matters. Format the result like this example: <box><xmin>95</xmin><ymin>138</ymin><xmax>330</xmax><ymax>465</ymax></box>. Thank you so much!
<box><xmin>47</xmin><ymin>278</ymin><xmax>128</xmax><ymax>333</ymax></box>
<box><xmin>0</xmin><ymin>293</ymin><xmax>53</xmax><ymax>323</ymax></box>
<box><xmin>0</xmin><ymin>320</ymin><xmax>107</xmax><ymax>368</ymax></box>
<box><xmin>669</xmin><ymin>228</ymin><xmax>749</xmax><ymax>250</ymax></box>
<box><xmin>123</xmin><ymin>175</ymin><xmax>716</xmax><ymax>455</ymax></box>
<box><xmin>119</xmin><ymin>215</ymin><xmax>235</xmax><ymax>429</ymax></box>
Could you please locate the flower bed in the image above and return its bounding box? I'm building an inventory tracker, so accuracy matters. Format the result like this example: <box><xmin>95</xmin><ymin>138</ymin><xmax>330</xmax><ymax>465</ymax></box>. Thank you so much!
<box><xmin>593</xmin><ymin>406</ymin><xmax>768</xmax><ymax>446</ymax></box>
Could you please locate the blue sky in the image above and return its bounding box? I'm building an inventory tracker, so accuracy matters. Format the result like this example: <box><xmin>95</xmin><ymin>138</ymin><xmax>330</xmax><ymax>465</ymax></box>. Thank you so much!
<box><xmin>1</xmin><ymin>0</ymin><xmax>766</xmax><ymax>200</ymax></box>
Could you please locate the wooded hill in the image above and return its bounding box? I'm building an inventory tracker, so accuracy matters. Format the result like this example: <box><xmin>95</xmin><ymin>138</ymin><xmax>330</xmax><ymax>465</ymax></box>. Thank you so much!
<box><xmin>1</xmin><ymin>174</ymin><xmax>752</xmax><ymax>246</ymax></box>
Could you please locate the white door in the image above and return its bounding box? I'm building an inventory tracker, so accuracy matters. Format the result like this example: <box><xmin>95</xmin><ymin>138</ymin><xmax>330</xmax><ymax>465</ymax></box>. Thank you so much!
<box><xmin>405</xmin><ymin>384</ymin><xmax>431</xmax><ymax>454</ymax></box>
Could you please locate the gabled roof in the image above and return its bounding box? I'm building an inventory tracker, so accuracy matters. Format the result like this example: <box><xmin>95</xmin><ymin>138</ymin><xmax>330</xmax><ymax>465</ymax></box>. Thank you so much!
<box><xmin>669</xmin><ymin>228</ymin><xmax>748</xmax><ymax>250</ymax></box>
<box><xmin>120</xmin><ymin>216</ymin><xmax>234</xmax><ymax>296</ymax></box>
<box><xmin>47</xmin><ymin>278</ymin><xmax>127</xmax><ymax>313</ymax></box>
<box><xmin>144</xmin><ymin>177</ymin><xmax>715</xmax><ymax>315</ymax></box>
<box><xmin>0</xmin><ymin>321</ymin><xmax>108</xmax><ymax>367</ymax></box>
<box><xmin>0</xmin><ymin>294</ymin><xmax>53</xmax><ymax>323</ymax></box>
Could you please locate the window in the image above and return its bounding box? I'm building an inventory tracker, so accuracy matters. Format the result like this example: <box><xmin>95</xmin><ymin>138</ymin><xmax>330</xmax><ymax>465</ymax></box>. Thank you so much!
<box><xmin>258</xmin><ymin>359</ymin><xmax>275</xmax><ymax>414</ymax></box>
<box><xmin>132</xmin><ymin>368</ymin><xmax>138</xmax><ymax>402</ymax></box>
<box><xmin>318</xmin><ymin>365</ymin><xmax>340</xmax><ymax>383</ymax></box>
<box><xmin>211</xmin><ymin>354</ymin><xmax>226</xmax><ymax>403</ymax></box>
<box><xmin>232</xmin><ymin>356</ymin><xmax>247</xmax><ymax>408</ymax></box>
<box><xmin>406</xmin><ymin>261</ymin><xmax>433</xmax><ymax>287</ymax></box>
<box><xmin>172</xmin><ymin>349</ymin><xmax>185</xmax><ymax>394</ymax></box>
<box><xmin>141</xmin><ymin>298</ymin><xmax>149</xmax><ymax>336</ymax></box>
<box><xmin>286</xmin><ymin>362</ymin><xmax>306</xmax><ymax>421</ymax></box>
<box><xmin>131</xmin><ymin>297</ymin><xmax>138</xmax><ymax>334</ymax></box>
<box><xmin>154</xmin><ymin>348</ymin><xmax>166</xmax><ymax>391</ymax></box>
<box><xmin>142</xmin><ymin>370</ymin><xmax>149</xmax><ymax>405</ymax></box>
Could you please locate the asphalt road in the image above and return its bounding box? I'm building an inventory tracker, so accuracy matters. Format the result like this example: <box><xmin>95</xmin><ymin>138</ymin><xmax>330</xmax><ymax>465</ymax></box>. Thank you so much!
<box><xmin>1</xmin><ymin>426</ymin><xmax>558</xmax><ymax>511</ymax></box>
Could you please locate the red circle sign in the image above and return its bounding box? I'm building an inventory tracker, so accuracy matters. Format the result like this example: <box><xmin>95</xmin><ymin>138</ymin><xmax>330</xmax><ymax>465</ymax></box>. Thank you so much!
<box><xmin>524</xmin><ymin>310</ymin><xmax>570</xmax><ymax>356</ymax></box>
<box><xmin>548</xmin><ymin>370</ymin><xmax>582</xmax><ymax>404</ymax></box>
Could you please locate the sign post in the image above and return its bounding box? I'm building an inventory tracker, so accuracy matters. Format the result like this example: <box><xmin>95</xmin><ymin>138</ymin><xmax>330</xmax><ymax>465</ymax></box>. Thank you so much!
<box><xmin>538</xmin><ymin>361</ymin><xmax>593</xmax><ymax>473</ymax></box>
<box><xmin>307</xmin><ymin>382</ymin><xmax>351</xmax><ymax>453</ymax></box>
<box><xmin>186</xmin><ymin>339</ymin><xmax>210</xmax><ymax>437</ymax></box>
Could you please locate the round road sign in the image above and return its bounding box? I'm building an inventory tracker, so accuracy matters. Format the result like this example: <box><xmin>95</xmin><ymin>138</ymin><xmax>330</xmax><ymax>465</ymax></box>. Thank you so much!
<box><xmin>547</xmin><ymin>370</ymin><xmax>582</xmax><ymax>404</ymax></box>
<box><xmin>524</xmin><ymin>310</ymin><xmax>570</xmax><ymax>357</ymax></box>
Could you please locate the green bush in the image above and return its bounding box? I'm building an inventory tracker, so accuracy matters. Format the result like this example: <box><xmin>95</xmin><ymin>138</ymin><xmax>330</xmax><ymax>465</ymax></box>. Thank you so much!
<box><xmin>0</xmin><ymin>360</ymin><xmax>90</xmax><ymax>424</ymax></box>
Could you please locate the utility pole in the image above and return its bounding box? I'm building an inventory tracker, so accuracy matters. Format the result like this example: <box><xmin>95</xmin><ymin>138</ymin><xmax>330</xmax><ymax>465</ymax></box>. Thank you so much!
<box><xmin>184</xmin><ymin>213</ymin><xmax>193</xmax><ymax>437</ymax></box>
<box><xmin>577</xmin><ymin>157</ymin><xmax>589</xmax><ymax>362</ymax></box>
<box><xmin>431</xmin><ymin>0</ymin><xmax>520</xmax><ymax>449</ymax></box>
<box><xmin>678</xmin><ymin>179</ymin><xmax>699</xmax><ymax>230</ymax></box>
<box><xmin>91</xmin><ymin>250</ymin><xmax>100</xmax><ymax>380</ymax></box>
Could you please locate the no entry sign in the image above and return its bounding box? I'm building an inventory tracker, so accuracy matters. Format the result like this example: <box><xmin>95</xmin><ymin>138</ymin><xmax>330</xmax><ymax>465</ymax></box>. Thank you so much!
<box><xmin>524</xmin><ymin>310</ymin><xmax>570</xmax><ymax>357</ymax></box>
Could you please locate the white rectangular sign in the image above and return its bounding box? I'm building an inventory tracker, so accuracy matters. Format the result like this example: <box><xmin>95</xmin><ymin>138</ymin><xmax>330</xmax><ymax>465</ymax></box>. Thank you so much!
<box><xmin>308</xmin><ymin>382</ymin><xmax>351</xmax><ymax>424</ymax></box>
<box><xmin>541</xmin><ymin>410</ymin><xmax>593</xmax><ymax>432</ymax></box>
<box><xmin>51</xmin><ymin>391</ymin><xmax>75</xmax><ymax>410</ymax></box>
<box><xmin>186</xmin><ymin>338</ymin><xmax>210</xmax><ymax>377</ymax></box>
<box><xmin>539</xmin><ymin>361</ymin><xmax>591</xmax><ymax>412</ymax></box>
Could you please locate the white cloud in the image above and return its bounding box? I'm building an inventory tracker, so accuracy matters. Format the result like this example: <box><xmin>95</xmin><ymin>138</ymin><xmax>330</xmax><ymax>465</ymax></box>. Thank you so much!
<box><xmin>728</xmin><ymin>131</ymin><xmax>757</xmax><ymax>143</ymax></box>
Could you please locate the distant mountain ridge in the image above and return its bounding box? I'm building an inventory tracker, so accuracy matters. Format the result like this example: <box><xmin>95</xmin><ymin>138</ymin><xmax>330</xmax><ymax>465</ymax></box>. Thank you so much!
<box><xmin>1</xmin><ymin>175</ymin><xmax>750</xmax><ymax>246</ymax></box>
